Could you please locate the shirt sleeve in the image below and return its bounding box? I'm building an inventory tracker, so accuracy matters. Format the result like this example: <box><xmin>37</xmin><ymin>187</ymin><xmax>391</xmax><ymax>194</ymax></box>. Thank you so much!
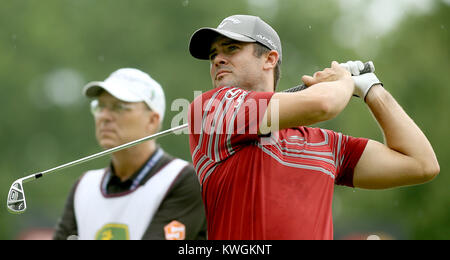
<box><xmin>53</xmin><ymin>180</ymin><xmax>79</xmax><ymax>240</ymax></box>
<box><xmin>189</xmin><ymin>87</ymin><xmax>274</xmax><ymax>164</ymax></box>
<box><xmin>324</xmin><ymin>130</ymin><xmax>369</xmax><ymax>187</ymax></box>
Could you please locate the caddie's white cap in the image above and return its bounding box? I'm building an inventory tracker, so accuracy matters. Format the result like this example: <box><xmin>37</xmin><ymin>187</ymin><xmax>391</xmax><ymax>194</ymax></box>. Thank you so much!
<box><xmin>83</xmin><ymin>68</ymin><xmax>166</xmax><ymax>122</ymax></box>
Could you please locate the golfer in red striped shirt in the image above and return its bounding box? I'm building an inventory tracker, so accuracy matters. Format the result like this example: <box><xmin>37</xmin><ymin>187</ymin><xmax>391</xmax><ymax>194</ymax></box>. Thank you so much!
<box><xmin>187</xmin><ymin>15</ymin><xmax>439</xmax><ymax>240</ymax></box>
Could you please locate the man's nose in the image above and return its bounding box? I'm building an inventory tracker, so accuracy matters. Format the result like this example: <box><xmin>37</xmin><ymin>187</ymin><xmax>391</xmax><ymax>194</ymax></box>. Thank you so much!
<box><xmin>212</xmin><ymin>53</ymin><xmax>228</xmax><ymax>66</ymax></box>
<box><xmin>96</xmin><ymin>107</ymin><xmax>114</xmax><ymax>122</ymax></box>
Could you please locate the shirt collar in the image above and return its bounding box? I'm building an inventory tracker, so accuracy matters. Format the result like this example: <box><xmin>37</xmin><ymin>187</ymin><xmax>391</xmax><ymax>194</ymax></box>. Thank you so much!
<box><xmin>107</xmin><ymin>147</ymin><xmax>164</xmax><ymax>190</ymax></box>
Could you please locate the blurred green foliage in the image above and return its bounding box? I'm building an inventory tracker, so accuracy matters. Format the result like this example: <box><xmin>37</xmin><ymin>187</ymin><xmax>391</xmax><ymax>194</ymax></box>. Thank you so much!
<box><xmin>0</xmin><ymin>0</ymin><xmax>448</xmax><ymax>239</ymax></box>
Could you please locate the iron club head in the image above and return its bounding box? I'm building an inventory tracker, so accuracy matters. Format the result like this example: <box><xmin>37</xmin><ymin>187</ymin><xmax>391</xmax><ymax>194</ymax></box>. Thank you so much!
<box><xmin>7</xmin><ymin>179</ymin><xmax>27</xmax><ymax>214</ymax></box>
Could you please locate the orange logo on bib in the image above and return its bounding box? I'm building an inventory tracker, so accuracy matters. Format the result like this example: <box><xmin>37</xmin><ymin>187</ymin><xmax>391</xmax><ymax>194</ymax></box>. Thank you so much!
<box><xmin>164</xmin><ymin>220</ymin><xmax>185</xmax><ymax>240</ymax></box>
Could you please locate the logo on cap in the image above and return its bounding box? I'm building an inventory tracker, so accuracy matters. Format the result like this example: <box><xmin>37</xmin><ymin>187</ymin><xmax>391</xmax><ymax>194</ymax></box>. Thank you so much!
<box><xmin>218</xmin><ymin>17</ymin><xmax>241</xmax><ymax>29</ymax></box>
<box><xmin>256</xmin><ymin>34</ymin><xmax>278</xmax><ymax>50</ymax></box>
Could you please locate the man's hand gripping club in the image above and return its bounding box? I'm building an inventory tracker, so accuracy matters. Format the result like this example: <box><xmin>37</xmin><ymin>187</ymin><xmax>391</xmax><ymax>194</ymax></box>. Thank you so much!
<box><xmin>302</xmin><ymin>60</ymin><xmax>382</xmax><ymax>100</ymax></box>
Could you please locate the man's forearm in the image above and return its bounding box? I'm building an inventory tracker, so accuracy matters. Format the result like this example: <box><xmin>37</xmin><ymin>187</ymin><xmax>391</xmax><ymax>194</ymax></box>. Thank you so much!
<box><xmin>365</xmin><ymin>85</ymin><xmax>439</xmax><ymax>175</ymax></box>
<box><xmin>299</xmin><ymin>78</ymin><xmax>354</xmax><ymax>120</ymax></box>
<box><xmin>264</xmin><ymin>78</ymin><xmax>353</xmax><ymax>133</ymax></box>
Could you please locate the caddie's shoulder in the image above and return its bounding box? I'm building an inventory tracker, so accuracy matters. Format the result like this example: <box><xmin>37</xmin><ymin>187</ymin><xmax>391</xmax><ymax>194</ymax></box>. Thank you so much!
<box><xmin>71</xmin><ymin>168</ymin><xmax>107</xmax><ymax>197</ymax></box>
<box><xmin>171</xmin><ymin>161</ymin><xmax>198</xmax><ymax>185</ymax></box>
<box><xmin>76</xmin><ymin>168</ymin><xmax>107</xmax><ymax>185</ymax></box>
<box><xmin>80</xmin><ymin>168</ymin><xmax>106</xmax><ymax>179</ymax></box>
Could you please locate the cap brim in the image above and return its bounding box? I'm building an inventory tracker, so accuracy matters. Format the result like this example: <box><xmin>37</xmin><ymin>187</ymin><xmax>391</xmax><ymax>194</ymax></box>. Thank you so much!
<box><xmin>189</xmin><ymin>27</ymin><xmax>256</xmax><ymax>60</ymax></box>
<box><xmin>83</xmin><ymin>81</ymin><xmax>106</xmax><ymax>97</ymax></box>
<box><xmin>82</xmin><ymin>81</ymin><xmax>143</xmax><ymax>103</ymax></box>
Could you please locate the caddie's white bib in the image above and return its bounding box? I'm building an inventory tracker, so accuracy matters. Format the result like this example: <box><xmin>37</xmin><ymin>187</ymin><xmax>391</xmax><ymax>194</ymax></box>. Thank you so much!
<box><xmin>74</xmin><ymin>159</ymin><xmax>188</xmax><ymax>240</ymax></box>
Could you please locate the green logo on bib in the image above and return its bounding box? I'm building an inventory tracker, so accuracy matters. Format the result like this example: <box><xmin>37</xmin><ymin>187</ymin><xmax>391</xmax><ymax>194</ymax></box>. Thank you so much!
<box><xmin>95</xmin><ymin>224</ymin><xmax>130</xmax><ymax>240</ymax></box>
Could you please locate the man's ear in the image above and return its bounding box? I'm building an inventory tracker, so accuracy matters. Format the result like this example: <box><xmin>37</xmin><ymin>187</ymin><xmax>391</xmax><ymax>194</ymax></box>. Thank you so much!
<box><xmin>263</xmin><ymin>50</ymin><xmax>279</xmax><ymax>70</ymax></box>
<box><xmin>147</xmin><ymin>111</ymin><xmax>161</xmax><ymax>132</ymax></box>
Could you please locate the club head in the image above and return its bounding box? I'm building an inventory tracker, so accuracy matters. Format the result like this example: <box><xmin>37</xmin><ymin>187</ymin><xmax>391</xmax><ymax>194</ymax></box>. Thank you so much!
<box><xmin>7</xmin><ymin>180</ymin><xmax>27</xmax><ymax>214</ymax></box>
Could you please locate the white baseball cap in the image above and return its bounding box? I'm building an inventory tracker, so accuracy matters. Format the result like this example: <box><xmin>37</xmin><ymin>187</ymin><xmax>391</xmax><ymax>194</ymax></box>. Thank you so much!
<box><xmin>83</xmin><ymin>68</ymin><xmax>166</xmax><ymax>122</ymax></box>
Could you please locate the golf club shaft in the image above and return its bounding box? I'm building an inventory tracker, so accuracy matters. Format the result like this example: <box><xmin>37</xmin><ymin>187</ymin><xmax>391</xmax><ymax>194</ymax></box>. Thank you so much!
<box><xmin>24</xmin><ymin>123</ymin><xmax>188</xmax><ymax>182</ymax></box>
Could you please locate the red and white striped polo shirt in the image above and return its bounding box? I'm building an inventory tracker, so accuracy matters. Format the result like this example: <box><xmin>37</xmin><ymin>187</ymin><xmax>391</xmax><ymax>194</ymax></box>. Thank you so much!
<box><xmin>188</xmin><ymin>86</ymin><xmax>368</xmax><ymax>240</ymax></box>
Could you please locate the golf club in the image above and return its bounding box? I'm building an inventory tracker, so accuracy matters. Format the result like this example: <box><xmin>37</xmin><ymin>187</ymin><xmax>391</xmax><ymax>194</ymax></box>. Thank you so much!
<box><xmin>7</xmin><ymin>61</ymin><xmax>374</xmax><ymax>214</ymax></box>
<box><xmin>7</xmin><ymin>123</ymin><xmax>188</xmax><ymax>214</ymax></box>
